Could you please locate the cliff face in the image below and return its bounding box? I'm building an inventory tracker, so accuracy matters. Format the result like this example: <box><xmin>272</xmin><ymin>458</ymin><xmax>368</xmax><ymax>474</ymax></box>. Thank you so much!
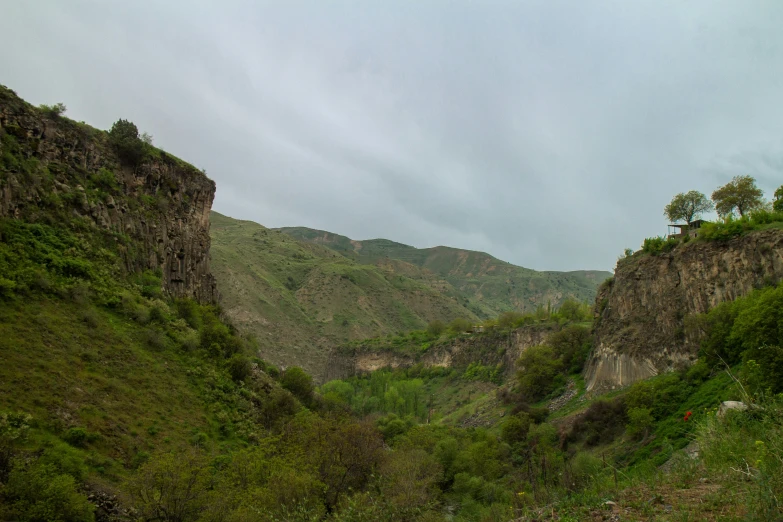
<box><xmin>586</xmin><ymin>229</ymin><xmax>783</xmax><ymax>391</ymax></box>
<box><xmin>325</xmin><ymin>325</ymin><xmax>554</xmax><ymax>381</ymax></box>
<box><xmin>0</xmin><ymin>86</ymin><xmax>217</xmax><ymax>302</ymax></box>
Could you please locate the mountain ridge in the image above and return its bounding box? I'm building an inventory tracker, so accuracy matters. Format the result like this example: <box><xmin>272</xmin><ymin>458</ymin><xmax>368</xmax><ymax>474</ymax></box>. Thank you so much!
<box><xmin>277</xmin><ymin>225</ymin><xmax>612</xmax><ymax>317</ymax></box>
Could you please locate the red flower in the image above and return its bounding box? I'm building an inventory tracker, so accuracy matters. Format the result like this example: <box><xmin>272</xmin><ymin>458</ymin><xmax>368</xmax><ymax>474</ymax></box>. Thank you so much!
<box><xmin>683</xmin><ymin>411</ymin><xmax>692</xmax><ymax>421</ymax></box>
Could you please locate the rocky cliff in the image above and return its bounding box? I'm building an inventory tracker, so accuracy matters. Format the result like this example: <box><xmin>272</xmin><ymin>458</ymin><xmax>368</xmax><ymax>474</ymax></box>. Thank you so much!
<box><xmin>585</xmin><ymin>229</ymin><xmax>783</xmax><ymax>392</ymax></box>
<box><xmin>0</xmin><ymin>85</ymin><xmax>217</xmax><ymax>302</ymax></box>
<box><xmin>325</xmin><ymin>325</ymin><xmax>555</xmax><ymax>381</ymax></box>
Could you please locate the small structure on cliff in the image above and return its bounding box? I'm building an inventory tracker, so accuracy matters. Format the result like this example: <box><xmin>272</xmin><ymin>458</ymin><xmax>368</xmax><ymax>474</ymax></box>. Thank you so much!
<box><xmin>667</xmin><ymin>219</ymin><xmax>706</xmax><ymax>239</ymax></box>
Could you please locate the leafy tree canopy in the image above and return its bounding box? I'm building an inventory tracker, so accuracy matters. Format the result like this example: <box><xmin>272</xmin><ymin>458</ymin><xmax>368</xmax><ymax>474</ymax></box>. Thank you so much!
<box><xmin>774</xmin><ymin>185</ymin><xmax>783</xmax><ymax>212</ymax></box>
<box><xmin>664</xmin><ymin>190</ymin><xmax>713</xmax><ymax>224</ymax></box>
<box><xmin>711</xmin><ymin>175</ymin><xmax>764</xmax><ymax>217</ymax></box>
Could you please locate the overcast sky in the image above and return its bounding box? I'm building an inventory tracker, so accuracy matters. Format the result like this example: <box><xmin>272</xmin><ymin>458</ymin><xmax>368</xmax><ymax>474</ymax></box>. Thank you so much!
<box><xmin>3</xmin><ymin>1</ymin><xmax>782</xmax><ymax>271</ymax></box>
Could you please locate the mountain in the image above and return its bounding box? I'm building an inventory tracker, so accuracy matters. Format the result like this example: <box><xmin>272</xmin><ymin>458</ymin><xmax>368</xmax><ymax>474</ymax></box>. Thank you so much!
<box><xmin>209</xmin><ymin>212</ymin><xmax>479</xmax><ymax>378</ymax></box>
<box><xmin>278</xmin><ymin>226</ymin><xmax>612</xmax><ymax>317</ymax></box>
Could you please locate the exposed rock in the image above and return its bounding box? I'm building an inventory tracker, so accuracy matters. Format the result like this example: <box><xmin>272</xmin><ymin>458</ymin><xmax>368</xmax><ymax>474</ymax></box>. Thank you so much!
<box><xmin>325</xmin><ymin>324</ymin><xmax>555</xmax><ymax>381</ymax></box>
<box><xmin>0</xmin><ymin>85</ymin><xmax>217</xmax><ymax>302</ymax></box>
<box><xmin>718</xmin><ymin>400</ymin><xmax>749</xmax><ymax>417</ymax></box>
<box><xmin>586</xmin><ymin>230</ymin><xmax>783</xmax><ymax>392</ymax></box>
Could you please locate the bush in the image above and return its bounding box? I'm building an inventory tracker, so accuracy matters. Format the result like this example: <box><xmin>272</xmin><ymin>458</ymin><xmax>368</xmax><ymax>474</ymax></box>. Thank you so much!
<box><xmin>39</xmin><ymin>102</ymin><xmax>67</xmax><ymax>118</ymax></box>
<box><xmin>281</xmin><ymin>367</ymin><xmax>314</xmax><ymax>404</ymax></box>
<box><xmin>0</xmin><ymin>461</ymin><xmax>94</xmax><ymax>522</ymax></box>
<box><xmin>626</xmin><ymin>407</ymin><xmax>654</xmax><ymax>440</ymax></box>
<box><xmin>448</xmin><ymin>318</ymin><xmax>473</xmax><ymax>334</ymax></box>
<box><xmin>62</xmin><ymin>427</ymin><xmax>88</xmax><ymax>448</ymax></box>
<box><xmin>109</xmin><ymin>119</ymin><xmax>145</xmax><ymax>166</ymax></box>
<box><xmin>565</xmin><ymin>398</ymin><xmax>627</xmax><ymax>447</ymax></box>
<box><xmin>226</xmin><ymin>354</ymin><xmax>251</xmax><ymax>382</ymax></box>
<box><xmin>426</xmin><ymin>320</ymin><xmax>446</xmax><ymax>337</ymax></box>
<box><xmin>516</xmin><ymin>345</ymin><xmax>564</xmax><ymax>402</ymax></box>
<box><xmin>641</xmin><ymin>235</ymin><xmax>680</xmax><ymax>255</ymax></box>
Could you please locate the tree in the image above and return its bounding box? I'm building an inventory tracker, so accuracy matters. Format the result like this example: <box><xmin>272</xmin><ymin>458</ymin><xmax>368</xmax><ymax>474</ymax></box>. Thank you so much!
<box><xmin>774</xmin><ymin>185</ymin><xmax>783</xmax><ymax>212</ymax></box>
<box><xmin>109</xmin><ymin>119</ymin><xmax>145</xmax><ymax>166</ymax></box>
<box><xmin>711</xmin><ymin>175</ymin><xmax>764</xmax><ymax>217</ymax></box>
<box><xmin>127</xmin><ymin>450</ymin><xmax>211</xmax><ymax>522</ymax></box>
<box><xmin>39</xmin><ymin>102</ymin><xmax>67</xmax><ymax>118</ymax></box>
<box><xmin>664</xmin><ymin>190</ymin><xmax>713</xmax><ymax>224</ymax></box>
<box><xmin>281</xmin><ymin>366</ymin><xmax>314</xmax><ymax>404</ymax></box>
<box><xmin>426</xmin><ymin>320</ymin><xmax>445</xmax><ymax>337</ymax></box>
<box><xmin>516</xmin><ymin>345</ymin><xmax>564</xmax><ymax>401</ymax></box>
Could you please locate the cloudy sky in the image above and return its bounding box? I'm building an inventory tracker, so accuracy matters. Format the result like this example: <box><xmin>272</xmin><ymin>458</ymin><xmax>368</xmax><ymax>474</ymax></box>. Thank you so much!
<box><xmin>3</xmin><ymin>1</ymin><xmax>782</xmax><ymax>271</ymax></box>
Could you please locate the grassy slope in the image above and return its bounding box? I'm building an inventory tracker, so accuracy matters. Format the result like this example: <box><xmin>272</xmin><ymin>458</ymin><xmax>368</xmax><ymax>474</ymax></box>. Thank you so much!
<box><xmin>210</xmin><ymin>212</ymin><xmax>479</xmax><ymax>379</ymax></box>
<box><xmin>0</xmin><ymin>297</ymin><xmax>262</xmax><ymax>483</ymax></box>
<box><xmin>278</xmin><ymin>226</ymin><xmax>612</xmax><ymax>317</ymax></box>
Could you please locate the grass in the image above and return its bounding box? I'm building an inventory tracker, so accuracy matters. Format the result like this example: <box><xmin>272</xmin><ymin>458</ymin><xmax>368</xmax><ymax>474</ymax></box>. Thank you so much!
<box><xmin>278</xmin><ymin>227</ymin><xmax>612</xmax><ymax>318</ymax></box>
<box><xmin>209</xmin><ymin>211</ymin><xmax>480</xmax><ymax>379</ymax></box>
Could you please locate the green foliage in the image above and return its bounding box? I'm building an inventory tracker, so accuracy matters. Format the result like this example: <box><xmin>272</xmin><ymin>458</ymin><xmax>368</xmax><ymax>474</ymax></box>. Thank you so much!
<box><xmin>108</xmin><ymin>119</ymin><xmax>145</xmax><ymax>166</ymax></box>
<box><xmin>38</xmin><ymin>102</ymin><xmax>67</xmax><ymax>118</ymax></box>
<box><xmin>462</xmin><ymin>362</ymin><xmax>502</xmax><ymax>384</ymax></box>
<box><xmin>711</xmin><ymin>175</ymin><xmax>764</xmax><ymax>217</ymax></box>
<box><xmin>774</xmin><ymin>185</ymin><xmax>783</xmax><ymax>212</ymax></box>
<box><xmin>426</xmin><ymin>319</ymin><xmax>446</xmax><ymax>336</ymax></box>
<box><xmin>698</xmin><ymin>210</ymin><xmax>783</xmax><ymax>241</ymax></box>
<box><xmin>697</xmin><ymin>397</ymin><xmax>783</xmax><ymax>519</ymax></box>
<box><xmin>0</xmin><ymin>461</ymin><xmax>94</xmax><ymax>522</ymax></box>
<box><xmin>625</xmin><ymin>407</ymin><xmax>654</xmax><ymax>440</ymax></box>
<box><xmin>281</xmin><ymin>366</ymin><xmax>314</xmax><ymax>404</ymax></box>
<box><xmin>516</xmin><ymin>345</ymin><xmax>564</xmax><ymax>401</ymax></box>
<box><xmin>664</xmin><ymin>190</ymin><xmax>713</xmax><ymax>224</ymax></box>
<box><xmin>694</xmin><ymin>281</ymin><xmax>783</xmax><ymax>393</ymax></box>
<box><xmin>641</xmin><ymin>235</ymin><xmax>680</xmax><ymax>255</ymax></box>
<box><xmin>448</xmin><ymin>317</ymin><xmax>473</xmax><ymax>334</ymax></box>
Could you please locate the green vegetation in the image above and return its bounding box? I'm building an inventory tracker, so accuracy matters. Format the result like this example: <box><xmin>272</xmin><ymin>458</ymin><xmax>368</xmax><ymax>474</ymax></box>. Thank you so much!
<box><xmin>774</xmin><ymin>184</ymin><xmax>783</xmax><ymax>211</ymax></box>
<box><xmin>663</xmin><ymin>190</ymin><xmax>713</xmax><ymax>224</ymax></box>
<box><xmin>712</xmin><ymin>174</ymin><xmax>765</xmax><ymax>217</ymax></box>
<box><xmin>209</xmin><ymin>212</ymin><xmax>479</xmax><ymax>378</ymax></box>
<box><xmin>278</xmin><ymin>226</ymin><xmax>611</xmax><ymax>318</ymax></box>
<box><xmin>38</xmin><ymin>102</ymin><xmax>67</xmax><ymax>119</ymax></box>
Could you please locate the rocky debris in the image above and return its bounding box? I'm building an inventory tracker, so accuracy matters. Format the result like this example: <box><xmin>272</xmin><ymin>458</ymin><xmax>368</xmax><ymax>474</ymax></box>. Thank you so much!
<box><xmin>0</xmin><ymin>85</ymin><xmax>217</xmax><ymax>303</ymax></box>
<box><xmin>718</xmin><ymin>400</ymin><xmax>748</xmax><ymax>417</ymax></box>
<box><xmin>548</xmin><ymin>380</ymin><xmax>578</xmax><ymax>411</ymax></box>
<box><xmin>86</xmin><ymin>491</ymin><xmax>136</xmax><ymax>522</ymax></box>
<box><xmin>587</xmin><ymin>230</ymin><xmax>783</xmax><ymax>392</ymax></box>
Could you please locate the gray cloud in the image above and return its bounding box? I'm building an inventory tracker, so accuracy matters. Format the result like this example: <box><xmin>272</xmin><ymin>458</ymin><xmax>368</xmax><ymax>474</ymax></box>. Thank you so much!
<box><xmin>3</xmin><ymin>0</ymin><xmax>782</xmax><ymax>271</ymax></box>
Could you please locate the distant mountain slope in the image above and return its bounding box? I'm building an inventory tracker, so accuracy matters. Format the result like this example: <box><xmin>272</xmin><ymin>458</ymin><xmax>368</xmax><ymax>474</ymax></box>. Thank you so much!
<box><xmin>209</xmin><ymin>213</ymin><xmax>479</xmax><ymax>378</ymax></box>
<box><xmin>278</xmin><ymin>226</ymin><xmax>612</xmax><ymax>317</ymax></box>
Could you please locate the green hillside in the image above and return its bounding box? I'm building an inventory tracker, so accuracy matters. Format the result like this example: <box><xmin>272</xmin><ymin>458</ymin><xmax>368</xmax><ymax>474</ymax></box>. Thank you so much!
<box><xmin>278</xmin><ymin>226</ymin><xmax>612</xmax><ymax>317</ymax></box>
<box><xmin>210</xmin><ymin>212</ymin><xmax>479</xmax><ymax>379</ymax></box>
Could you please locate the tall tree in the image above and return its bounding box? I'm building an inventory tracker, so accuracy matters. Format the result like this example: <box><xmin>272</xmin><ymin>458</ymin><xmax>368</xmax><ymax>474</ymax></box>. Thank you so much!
<box><xmin>711</xmin><ymin>175</ymin><xmax>764</xmax><ymax>217</ymax></box>
<box><xmin>664</xmin><ymin>191</ymin><xmax>713</xmax><ymax>224</ymax></box>
<box><xmin>774</xmin><ymin>185</ymin><xmax>783</xmax><ymax>212</ymax></box>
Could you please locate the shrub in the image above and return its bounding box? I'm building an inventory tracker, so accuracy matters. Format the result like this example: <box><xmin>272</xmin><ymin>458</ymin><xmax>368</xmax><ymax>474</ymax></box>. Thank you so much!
<box><xmin>565</xmin><ymin>398</ymin><xmax>627</xmax><ymax>447</ymax></box>
<box><xmin>516</xmin><ymin>345</ymin><xmax>564</xmax><ymax>402</ymax></box>
<box><xmin>38</xmin><ymin>102</ymin><xmax>67</xmax><ymax>118</ymax></box>
<box><xmin>0</xmin><ymin>461</ymin><xmax>94</xmax><ymax>522</ymax></box>
<box><xmin>226</xmin><ymin>354</ymin><xmax>251</xmax><ymax>382</ymax></box>
<box><xmin>626</xmin><ymin>407</ymin><xmax>654</xmax><ymax>440</ymax></box>
<box><xmin>109</xmin><ymin>119</ymin><xmax>145</xmax><ymax>166</ymax></box>
<box><xmin>62</xmin><ymin>427</ymin><xmax>88</xmax><ymax>448</ymax></box>
<box><xmin>426</xmin><ymin>320</ymin><xmax>445</xmax><ymax>337</ymax></box>
<box><xmin>448</xmin><ymin>317</ymin><xmax>473</xmax><ymax>334</ymax></box>
<box><xmin>641</xmin><ymin>235</ymin><xmax>679</xmax><ymax>255</ymax></box>
<box><xmin>281</xmin><ymin>367</ymin><xmax>314</xmax><ymax>404</ymax></box>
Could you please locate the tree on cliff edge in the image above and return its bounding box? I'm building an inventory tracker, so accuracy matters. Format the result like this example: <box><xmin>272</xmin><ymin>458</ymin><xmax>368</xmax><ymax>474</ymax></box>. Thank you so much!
<box><xmin>711</xmin><ymin>175</ymin><xmax>764</xmax><ymax>217</ymax></box>
<box><xmin>664</xmin><ymin>190</ymin><xmax>713</xmax><ymax>224</ymax></box>
<box><xmin>774</xmin><ymin>185</ymin><xmax>783</xmax><ymax>212</ymax></box>
<box><xmin>109</xmin><ymin>119</ymin><xmax>145</xmax><ymax>167</ymax></box>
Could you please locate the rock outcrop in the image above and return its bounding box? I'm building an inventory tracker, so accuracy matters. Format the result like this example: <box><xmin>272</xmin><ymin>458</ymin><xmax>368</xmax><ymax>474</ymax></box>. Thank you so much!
<box><xmin>586</xmin><ymin>229</ymin><xmax>783</xmax><ymax>392</ymax></box>
<box><xmin>0</xmin><ymin>85</ymin><xmax>217</xmax><ymax>302</ymax></box>
<box><xmin>325</xmin><ymin>325</ymin><xmax>555</xmax><ymax>381</ymax></box>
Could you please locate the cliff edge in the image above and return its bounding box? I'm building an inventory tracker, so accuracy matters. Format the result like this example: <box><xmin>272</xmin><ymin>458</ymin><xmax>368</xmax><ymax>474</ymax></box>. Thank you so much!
<box><xmin>0</xmin><ymin>86</ymin><xmax>217</xmax><ymax>302</ymax></box>
<box><xmin>585</xmin><ymin>228</ymin><xmax>783</xmax><ymax>391</ymax></box>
